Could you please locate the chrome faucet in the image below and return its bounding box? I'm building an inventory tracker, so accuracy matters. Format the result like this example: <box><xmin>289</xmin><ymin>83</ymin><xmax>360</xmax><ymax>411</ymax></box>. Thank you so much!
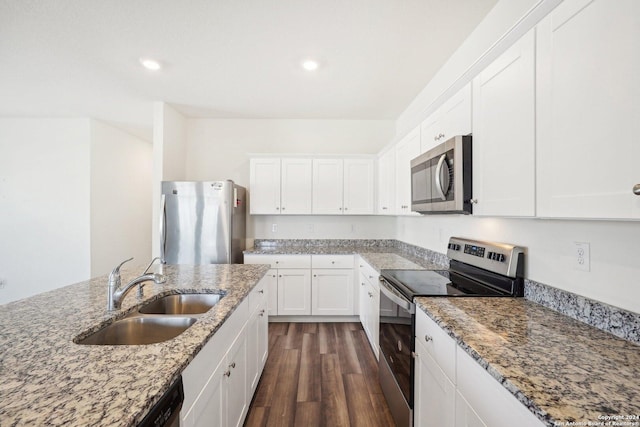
<box><xmin>107</xmin><ymin>257</ymin><xmax>166</xmax><ymax>311</ymax></box>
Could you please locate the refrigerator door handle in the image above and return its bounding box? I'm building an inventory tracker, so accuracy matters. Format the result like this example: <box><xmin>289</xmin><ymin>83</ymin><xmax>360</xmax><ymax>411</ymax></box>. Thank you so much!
<box><xmin>160</xmin><ymin>194</ymin><xmax>167</xmax><ymax>263</ymax></box>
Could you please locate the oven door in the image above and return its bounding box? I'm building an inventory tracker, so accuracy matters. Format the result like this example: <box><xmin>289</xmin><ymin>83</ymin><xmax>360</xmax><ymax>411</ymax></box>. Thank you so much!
<box><xmin>378</xmin><ymin>279</ymin><xmax>415</xmax><ymax>427</ymax></box>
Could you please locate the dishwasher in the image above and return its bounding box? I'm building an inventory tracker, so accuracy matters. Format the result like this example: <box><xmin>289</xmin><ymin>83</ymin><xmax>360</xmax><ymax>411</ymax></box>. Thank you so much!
<box><xmin>138</xmin><ymin>377</ymin><xmax>184</xmax><ymax>427</ymax></box>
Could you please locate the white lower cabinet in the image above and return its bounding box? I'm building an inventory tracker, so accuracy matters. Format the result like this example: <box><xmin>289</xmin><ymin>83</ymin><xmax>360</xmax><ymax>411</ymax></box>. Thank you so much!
<box><xmin>414</xmin><ymin>308</ymin><xmax>544</xmax><ymax>427</ymax></box>
<box><xmin>454</xmin><ymin>392</ymin><xmax>487</xmax><ymax>427</ymax></box>
<box><xmin>181</xmin><ymin>280</ymin><xmax>268</xmax><ymax>427</ymax></box>
<box><xmin>456</xmin><ymin>349</ymin><xmax>544</xmax><ymax>427</ymax></box>
<box><xmin>414</xmin><ymin>345</ymin><xmax>456</xmax><ymax>427</ymax></box>
<box><xmin>312</xmin><ymin>268</ymin><xmax>354</xmax><ymax>315</ymax></box>
<box><xmin>358</xmin><ymin>257</ymin><xmax>380</xmax><ymax>358</ymax></box>
<box><xmin>278</xmin><ymin>269</ymin><xmax>312</xmax><ymax>315</ymax></box>
<box><xmin>244</xmin><ymin>254</ymin><xmax>355</xmax><ymax>318</ymax></box>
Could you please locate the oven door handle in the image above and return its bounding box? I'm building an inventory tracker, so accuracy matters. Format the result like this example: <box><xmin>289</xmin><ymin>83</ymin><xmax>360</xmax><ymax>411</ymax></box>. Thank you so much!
<box><xmin>379</xmin><ymin>279</ymin><xmax>414</xmax><ymax>313</ymax></box>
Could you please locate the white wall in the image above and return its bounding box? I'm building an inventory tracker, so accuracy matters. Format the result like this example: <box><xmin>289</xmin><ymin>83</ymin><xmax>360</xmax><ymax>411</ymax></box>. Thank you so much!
<box><xmin>253</xmin><ymin>215</ymin><xmax>394</xmax><ymax>241</ymax></box>
<box><xmin>0</xmin><ymin>118</ymin><xmax>91</xmax><ymax>304</ymax></box>
<box><xmin>152</xmin><ymin>102</ymin><xmax>187</xmax><ymax>257</ymax></box>
<box><xmin>392</xmin><ymin>0</ymin><xmax>640</xmax><ymax>314</ymax></box>
<box><xmin>396</xmin><ymin>216</ymin><xmax>640</xmax><ymax>314</ymax></box>
<box><xmin>90</xmin><ymin>120</ymin><xmax>152</xmax><ymax>276</ymax></box>
<box><xmin>185</xmin><ymin>118</ymin><xmax>394</xmax><ymax>185</ymax></box>
<box><xmin>184</xmin><ymin>118</ymin><xmax>395</xmax><ymax>240</ymax></box>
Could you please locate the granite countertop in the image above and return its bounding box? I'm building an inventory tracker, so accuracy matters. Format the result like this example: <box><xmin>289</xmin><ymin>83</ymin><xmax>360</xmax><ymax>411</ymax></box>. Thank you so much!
<box><xmin>0</xmin><ymin>263</ymin><xmax>270</xmax><ymax>427</ymax></box>
<box><xmin>415</xmin><ymin>297</ymin><xmax>640</xmax><ymax>427</ymax></box>
<box><xmin>244</xmin><ymin>242</ymin><xmax>445</xmax><ymax>271</ymax></box>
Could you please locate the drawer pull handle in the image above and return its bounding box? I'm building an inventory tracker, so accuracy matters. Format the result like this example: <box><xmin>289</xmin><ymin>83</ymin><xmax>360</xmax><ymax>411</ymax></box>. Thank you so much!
<box><xmin>259</xmin><ymin>310</ymin><xmax>265</xmax><ymax>316</ymax></box>
<box><xmin>230</xmin><ymin>362</ymin><xmax>236</xmax><ymax>369</ymax></box>
<box><xmin>424</xmin><ymin>335</ymin><xmax>433</xmax><ymax>343</ymax></box>
<box><xmin>224</xmin><ymin>370</ymin><xmax>231</xmax><ymax>377</ymax></box>
<box><xmin>258</xmin><ymin>289</ymin><xmax>264</xmax><ymax>294</ymax></box>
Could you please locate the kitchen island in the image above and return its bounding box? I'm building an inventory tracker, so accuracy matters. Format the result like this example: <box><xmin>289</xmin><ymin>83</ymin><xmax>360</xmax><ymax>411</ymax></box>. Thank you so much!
<box><xmin>0</xmin><ymin>263</ymin><xmax>270</xmax><ymax>426</ymax></box>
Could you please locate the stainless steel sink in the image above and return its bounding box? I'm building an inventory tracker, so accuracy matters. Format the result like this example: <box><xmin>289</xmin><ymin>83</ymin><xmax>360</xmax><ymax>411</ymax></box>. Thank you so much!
<box><xmin>76</xmin><ymin>316</ymin><xmax>197</xmax><ymax>345</ymax></box>
<box><xmin>138</xmin><ymin>293</ymin><xmax>223</xmax><ymax>315</ymax></box>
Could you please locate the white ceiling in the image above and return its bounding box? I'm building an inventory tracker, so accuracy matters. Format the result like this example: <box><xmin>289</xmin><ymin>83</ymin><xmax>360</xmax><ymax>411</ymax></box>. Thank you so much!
<box><xmin>0</xmin><ymin>0</ymin><xmax>497</xmax><ymax>140</ymax></box>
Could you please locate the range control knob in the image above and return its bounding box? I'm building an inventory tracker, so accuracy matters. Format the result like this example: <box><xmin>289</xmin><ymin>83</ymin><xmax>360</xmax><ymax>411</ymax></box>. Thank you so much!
<box><xmin>498</xmin><ymin>254</ymin><xmax>505</xmax><ymax>262</ymax></box>
<box><xmin>487</xmin><ymin>251</ymin><xmax>494</xmax><ymax>259</ymax></box>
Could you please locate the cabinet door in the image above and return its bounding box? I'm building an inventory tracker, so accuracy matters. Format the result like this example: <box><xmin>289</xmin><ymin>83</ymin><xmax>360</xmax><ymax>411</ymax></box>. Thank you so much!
<box><xmin>473</xmin><ymin>29</ymin><xmax>535</xmax><ymax>217</ymax></box>
<box><xmin>395</xmin><ymin>127</ymin><xmax>421</xmax><ymax>215</ymax></box>
<box><xmin>311</xmin><ymin>269</ymin><xmax>354</xmax><ymax>315</ymax></box>
<box><xmin>246</xmin><ymin>299</ymin><xmax>268</xmax><ymax>394</ymax></box>
<box><xmin>377</xmin><ymin>149</ymin><xmax>396</xmax><ymax>215</ymax></box>
<box><xmin>440</xmin><ymin>82</ymin><xmax>472</xmax><ymax>140</ymax></box>
<box><xmin>455</xmin><ymin>392</ymin><xmax>488</xmax><ymax>427</ymax></box>
<box><xmin>313</xmin><ymin>158</ymin><xmax>344</xmax><ymax>214</ymax></box>
<box><xmin>358</xmin><ymin>272</ymin><xmax>368</xmax><ymax>328</ymax></box>
<box><xmin>249</xmin><ymin>158</ymin><xmax>280</xmax><ymax>214</ymax></box>
<box><xmin>414</xmin><ymin>345</ymin><xmax>455</xmax><ymax>427</ymax></box>
<box><xmin>344</xmin><ymin>159</ymin><xmax>375</xmax><ymax>215</ymax></box>
<box><xmin>281</xmin><ymin>158</ymin><xmax>312</xmax><ymax>214</ymax></box>
<box><xmin>420</xmin><ymin>109</ymin><xmax>443</xmax><ymax>153</ymax></box>
<box><xmin>368</xmin><ymin>282</ymin><xmax>380</xmax><ymax>359</ymax></box>
<box><xmin>181</xmin><ymin>358</ymin><xmax>226</xmax><ymax>427</ymax></box>
<box><xmin>277</xmin><ymin>269</ymin><xmax>312</xmax><ymax>315</ymax></box>
<box><xmin>457</xmin><ymin>349</ymin><xmax>545</xmax><ymax>427</ymax></box>
<box><xmin>257</xmin><ymin>300</ymin><xmax>269</xmax><ymax>369</ymax></box>
<box><xmin>265</xmin><ymin>269</ymin><xmax>278</xmax><ymax>316</ymax></box>
<box><xmin>536</xmin><ymin>0</ymin><xmax>640</xmax><ymax>219</ymax></box>
<box><xmin>225</xmin><ymin>332</ymin><xmax>248</xmax><ymax>427</ymax></box>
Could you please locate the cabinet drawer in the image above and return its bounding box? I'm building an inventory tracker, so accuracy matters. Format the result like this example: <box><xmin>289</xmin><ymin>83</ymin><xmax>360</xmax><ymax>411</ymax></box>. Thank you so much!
<box><xmin>358</xmin><ymin>257</ymin><xmax>379</xmax><ymax>284</ymax></box>
<box><xmin>248</xmin><ymin>277</ymin><xmax>267</xmax><ymax>314</ymax></box>
<box><xmin>311</xmin><ymin>254</ymin><xmax>354</xmax><ymax>269</ymax></box>
<box><xmin>244</xmin><ymin>254</ymin><xmax>311</xmax><ymax>269</ymax></box>
<box><xmin>415</xmin><ymin>308</ymin><xmax>456</xmax><ymax>383</ymax></box>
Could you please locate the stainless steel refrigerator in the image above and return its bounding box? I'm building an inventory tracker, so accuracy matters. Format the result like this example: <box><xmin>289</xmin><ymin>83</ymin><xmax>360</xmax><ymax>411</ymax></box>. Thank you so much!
<box><xmin>160</xmin><ymin>180</ymin><xmax>246</xmax><ymax>264</ymax></box>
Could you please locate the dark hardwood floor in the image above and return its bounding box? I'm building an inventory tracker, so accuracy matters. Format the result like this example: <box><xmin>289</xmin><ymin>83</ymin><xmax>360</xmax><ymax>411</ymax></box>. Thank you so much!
<box><xmin>245</xmin><ymin>322</ymin><xmax>396</xmax><ymax>427</ymax></box>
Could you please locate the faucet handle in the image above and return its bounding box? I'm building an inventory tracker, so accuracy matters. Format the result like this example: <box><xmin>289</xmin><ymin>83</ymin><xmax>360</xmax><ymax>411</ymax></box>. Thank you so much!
<box><xmin>109</xmin><ymin>257</ymin><xmax>133</xmax><ymax>286</ymax></box>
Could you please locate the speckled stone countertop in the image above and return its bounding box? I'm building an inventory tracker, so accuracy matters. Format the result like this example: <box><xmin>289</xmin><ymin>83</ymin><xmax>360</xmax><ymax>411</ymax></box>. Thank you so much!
<box><xmin>415</xmin><ymin>297</ymin><xmax>640</xmax><ymax>427</ymax></box>
<box><xmin>0</xmin><ymin>263</ymin><xmax>270</xmax><ymax>427</ymax></box>
<box><xmin>244</xmin><ymin>241</ymin><xmax>445</xmax><ymax>271</ymax></box>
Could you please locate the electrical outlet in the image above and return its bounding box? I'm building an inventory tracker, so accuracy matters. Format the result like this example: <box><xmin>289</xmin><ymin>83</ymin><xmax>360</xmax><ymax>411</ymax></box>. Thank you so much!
<box><xmin>271</xmin><ymin>224</ymin><xmax>278</xmax><ymax>233</ymax></box>
<box><xmin>573</xmin><ymin>242</ymin><xmax>590</xmax><ymax>272</ymax></box>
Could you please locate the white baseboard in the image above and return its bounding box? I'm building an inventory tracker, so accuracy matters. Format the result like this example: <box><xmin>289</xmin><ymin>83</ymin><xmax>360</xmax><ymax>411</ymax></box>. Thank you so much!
<box><xmin>268</xmin><ymin>315</ymin><xmax>361</xmax><ymax>323</ymax></box>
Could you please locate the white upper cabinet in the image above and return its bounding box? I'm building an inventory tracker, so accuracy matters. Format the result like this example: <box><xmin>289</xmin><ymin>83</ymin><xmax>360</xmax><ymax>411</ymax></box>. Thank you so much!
<box><xmin>249</xmin><ymin>157</ymin><xmax>311</xmax><ymax>214</ymax></box>
<box><xmin>377</xmin><ymin>148</ymin><xmax>396</xmax><ymax>215</ymax></box>
<box><xmin>280</xmin><ymin>158</ymin><xmax>313</xmax><ymax>214</ymax></box>
<box><xmin>249</xmin><ymin>158</ymin><xmax>280</xmax><ymax>214</ymax></box>
<box><xmin>312</xmin><ymin>158</ymin><xmax>374</xmax><ymax>215</ymax></box>
<box><xmin>421</xmin><ymin>83</ymin><xmax>472</xmax><ymax>153</ymax></box>
<box><xmin>343</xmin><ymin>158</ymin><xmax>375</xmax><ymax>215</ymax></box>
<box><xmin>472</xmin><ymin>29</ymin><xmax>536</xmax><ymax>217</ymax></box>
<box><xmin>395</xmin><ymin>126</ymin><xmax>421</xmax><ymax>215</ymax></box>
<box><xmin>312</xmin><ymin>158</ymin><xmax>344</xmax><ymax>215</ymax></box>
<box><xmin>536</xmin><ymin>0</ymin><xmax>640</xmax><ymax>219</ymax></box>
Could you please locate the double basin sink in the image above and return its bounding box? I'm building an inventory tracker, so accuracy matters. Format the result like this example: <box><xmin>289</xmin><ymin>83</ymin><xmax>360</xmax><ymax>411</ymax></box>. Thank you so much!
<box><xmin>76</xmin><ymin>293</ymin><xmax>224</xmax><ymax>346</ymax></box>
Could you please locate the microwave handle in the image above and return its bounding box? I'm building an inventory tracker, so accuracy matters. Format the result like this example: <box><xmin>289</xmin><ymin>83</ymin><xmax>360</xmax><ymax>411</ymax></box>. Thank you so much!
<box><xmin>434</xmin><ymin>153</ymin><xmax>448</xmax><ymax>201</ymax></box>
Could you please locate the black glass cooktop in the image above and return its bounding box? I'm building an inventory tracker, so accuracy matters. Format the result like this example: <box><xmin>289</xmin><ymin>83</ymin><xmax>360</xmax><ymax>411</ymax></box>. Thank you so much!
<box><xmin>380</xmin><ymin>268</ymin><xmax>513</xmax><ymax>300</ymax></box>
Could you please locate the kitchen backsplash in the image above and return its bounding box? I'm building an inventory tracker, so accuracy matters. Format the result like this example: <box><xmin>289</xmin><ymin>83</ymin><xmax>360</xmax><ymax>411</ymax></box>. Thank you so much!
<box><xmin>250</xmin><ymin>238</ymin><xmax>640</xmax><ymax>344</ymax></box>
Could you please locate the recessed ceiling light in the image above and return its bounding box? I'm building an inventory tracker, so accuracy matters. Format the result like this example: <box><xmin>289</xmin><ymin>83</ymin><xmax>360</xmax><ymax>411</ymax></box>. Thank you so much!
<box><xmin>139</xmin><ymin>58</ymin><xmax>161</xmax><ymax>71</ymax></box>
<box><xmin>302</xmin><ymin>60</ymin><xmax>319</xmax><ymax>71</ymax></box>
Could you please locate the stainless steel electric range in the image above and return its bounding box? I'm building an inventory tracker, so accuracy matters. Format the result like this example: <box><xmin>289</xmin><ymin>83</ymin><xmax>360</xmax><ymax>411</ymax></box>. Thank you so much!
<box><xmin>378</xmin><ymin>237</ymin><xmax>525</xmax><ymax>427</ymax></box>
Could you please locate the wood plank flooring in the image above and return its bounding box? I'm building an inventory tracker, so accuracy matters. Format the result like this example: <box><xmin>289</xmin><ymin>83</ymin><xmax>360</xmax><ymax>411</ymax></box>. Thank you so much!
<box><xmin>245</xmin><ymin>322</ymin><xmax>396</xmax><ymax>427</ymax></box>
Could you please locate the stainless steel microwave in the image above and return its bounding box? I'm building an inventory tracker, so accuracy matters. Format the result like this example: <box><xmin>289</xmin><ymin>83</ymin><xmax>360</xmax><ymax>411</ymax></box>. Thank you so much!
<box><xmin>410</xmin><ymin>135</ymin><xmax>472</xmax><ymax>214</ymax></box>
